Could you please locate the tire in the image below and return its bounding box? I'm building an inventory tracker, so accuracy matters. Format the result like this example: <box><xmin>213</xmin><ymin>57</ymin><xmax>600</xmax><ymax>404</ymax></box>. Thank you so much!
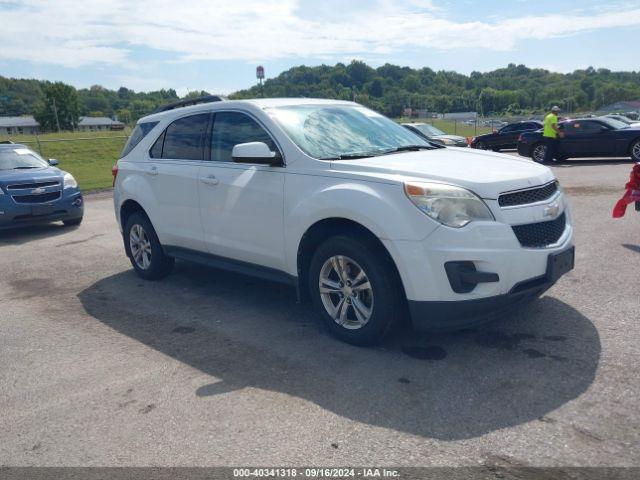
<box><xmin>476</xmin><ymin>141</ymin><xmax>487</xmax><ymax>150</ymax></box>
<box><xmin>308</xmin><ymin>235</ymin><xmax>403</xmax><ymax>346</ymax></box>
<box><xmin>631</xmin><ymin>139</ymin><xmax>640</xmax><ymax>161</ymax></box>
<box><xmin>123</xmin><ymin>212</ymin><xmax>174</xmax><ymax>280</ymax></box>
<box><xmin>531</xmin><ymin>143</ymin><xmax>548</xmax><ymax>163</ymax></box>
<box><xmin>63</xmin><ymin>217</ymin><xmax>82</xmax><ymax>227</ymax></box>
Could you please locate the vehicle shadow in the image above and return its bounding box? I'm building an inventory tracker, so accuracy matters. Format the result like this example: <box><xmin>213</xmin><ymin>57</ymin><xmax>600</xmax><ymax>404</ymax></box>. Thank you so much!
<box><xmin>78</xmin><ymin>262</ymin><xmax>600</xmax><ymax>440</ymax></box>
<box><xmin>0</xmin><ymin>222</ymin><xmax>77</xmax><ymax>246</ymax></box>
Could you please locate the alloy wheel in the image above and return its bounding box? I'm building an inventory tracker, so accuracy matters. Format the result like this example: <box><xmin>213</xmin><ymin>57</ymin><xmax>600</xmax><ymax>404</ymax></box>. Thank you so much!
<box><xmin>533</xmin><ymin>144</ymin><xmax>547</xmax><ymax>163</ymax></box>
<box><xmin>632</xmin><ymin>141</ymin><xmax>640</xmax><ymax>160</ymax></box>
<box><xmin>129</xmin><ymin>224</ymin><xmax>152</xmax><ymax>270</ymax></box>
<box><xmin>318</xmin><ymin>255</ymin><xmax>374</xmax><ymax>330</ymax></box>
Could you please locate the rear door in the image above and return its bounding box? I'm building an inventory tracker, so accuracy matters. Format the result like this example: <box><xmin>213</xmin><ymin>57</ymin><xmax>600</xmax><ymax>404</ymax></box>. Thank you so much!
<box><xmin>146</xmin><ymin>113</ymin><xmax>210</xmax><ymax>251</ymax></box>
<box><xmin>198</xmin><ymin>111</ymin><xmax>286</xmax><ymax>270</ymax></box>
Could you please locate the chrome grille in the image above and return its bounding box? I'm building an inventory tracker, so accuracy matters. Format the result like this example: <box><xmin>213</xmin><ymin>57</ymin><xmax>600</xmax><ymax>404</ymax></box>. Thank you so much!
<box><xmin>499</xmin><ymin>181</ymin><xmax>559</xmax><ymax>207</ymax></box>
<box><xmin>12</xmin><ymin>191</ymin><xmax>62</xmax><ymax>204</ymax></box>
<box><xmin>7</xmin><ymin>180</ymin><xmax>60</xmax><ymax>190</ymax></box>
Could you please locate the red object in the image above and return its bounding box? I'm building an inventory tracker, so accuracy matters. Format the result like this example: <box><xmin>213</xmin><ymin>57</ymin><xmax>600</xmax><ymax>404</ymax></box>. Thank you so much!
<box><xmin>111</xmin><ymin>163</ymin><xmax>118</xmax><ymax>187</ymax></box>
<box><xmin>612</xmin><ymin>163</ymin><xmax>640</xmax><ymax>218</ymax></box>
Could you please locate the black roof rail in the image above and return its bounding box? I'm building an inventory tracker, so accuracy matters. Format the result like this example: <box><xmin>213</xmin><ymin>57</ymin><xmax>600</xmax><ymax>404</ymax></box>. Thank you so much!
<box><xmin>153</xmin><ymin>95</ymin><xmax>227</xmax><ymax>113</ymax></box>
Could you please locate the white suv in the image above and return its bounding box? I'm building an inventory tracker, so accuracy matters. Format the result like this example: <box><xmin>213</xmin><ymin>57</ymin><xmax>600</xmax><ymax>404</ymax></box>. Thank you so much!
<box><xmin>113</xmin><ymin>97</ymin><xmax>574</xmax><ymax>345</ymax></box>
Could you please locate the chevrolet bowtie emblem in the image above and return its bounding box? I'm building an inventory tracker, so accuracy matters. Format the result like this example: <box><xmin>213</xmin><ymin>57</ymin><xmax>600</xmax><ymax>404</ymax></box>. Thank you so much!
<box><xmin>31</xmin><ymin>187</ymin><xmax>46</xmax><ymax>194</ymax></box>
<box><xmin>543</xmin><ymin>203</ymin><xmax>560</xmax><ymax>218</ymax></box>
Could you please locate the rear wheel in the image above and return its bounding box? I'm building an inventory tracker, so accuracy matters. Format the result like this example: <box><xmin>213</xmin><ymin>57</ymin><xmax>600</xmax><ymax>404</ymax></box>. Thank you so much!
<box><xmin>532</xmin><ymin>143</ymin><xmax>548</xmax><ymax>163</ymax></box>
<box><xmin>308</xmin><ymin>235</ymin><xmax>403</xmax><ymax>346</ymax></box>
<box><xmin>631</xmin><ymin>139</ymin><xmax>640</xmax><ymax>161</ymax></box>
<box><xmin>124</xmin><ymin>212</ymin><xmax>174</xmax><ymax>280</ymax></box>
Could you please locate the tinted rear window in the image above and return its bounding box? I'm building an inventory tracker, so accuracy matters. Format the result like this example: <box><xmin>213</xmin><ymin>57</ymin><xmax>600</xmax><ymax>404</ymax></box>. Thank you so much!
<box><xmin>121</xmin><ymin>121</ymin><xmax>159</xmax><ymax>158</ymax></box>
<box><xmin>162</xmin><ymin>114</ymin><xmax>210</xmax><ymax>160</ymax></box>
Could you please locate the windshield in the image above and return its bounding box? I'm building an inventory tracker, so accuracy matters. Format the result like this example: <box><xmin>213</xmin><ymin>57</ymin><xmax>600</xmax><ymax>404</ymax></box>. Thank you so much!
<box><xmin>412</xmin><ymin>124</ymin><xmax>446</xmax><ymax>137</ymax></box>
<box><xmin>599</xmin><ymin>117</ymin><xmax>628</xmax><ymax>130</ymax></box>
<box><xmin>267</xmin><ymin>105</ymin><xmax>431</xmax><ymax>159</ymax></box>
<box><xmin>607</xmin><ymin>115</ymin><xmax>632</xmax><ymax>125</ymax></box>
<box><xmin>0</xmin><ymin>147</ymin><xmax>49</xmax><ymax>170</ymax></box>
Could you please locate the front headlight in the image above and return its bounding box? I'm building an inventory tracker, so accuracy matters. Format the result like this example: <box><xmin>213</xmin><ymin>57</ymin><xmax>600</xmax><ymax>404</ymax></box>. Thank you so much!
<box><xmin>63</xmin><ymin>172</ymin><xmax>78</xmax><ymax>189</ymax></box>
<box><xmin>404</xmin><ymin>182</ymin><xmax>494</xmax><ymax>228</ymax></box>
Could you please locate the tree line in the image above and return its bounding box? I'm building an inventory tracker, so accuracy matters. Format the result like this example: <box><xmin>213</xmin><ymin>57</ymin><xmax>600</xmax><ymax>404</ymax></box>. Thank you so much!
<box><xmin>1</xmin><ymin>62</ymin><xmax>639</xmax><ymax>129</ymax></box>
<box><xmin>232</xmin><ymin>62</ymin><xmax>640</xmax><ymax>117</ymax></box>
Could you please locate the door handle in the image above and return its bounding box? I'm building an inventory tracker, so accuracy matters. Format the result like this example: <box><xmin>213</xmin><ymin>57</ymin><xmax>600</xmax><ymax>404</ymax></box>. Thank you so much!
<box><xmin>201</xmin><ymin>175</ymin><xmax>219</xmax><ymax>186</ymax></box>
<box><xmin>147</xmin><ymin>165</ymin><xmax>158</xmax><ymax>176</ymax></box>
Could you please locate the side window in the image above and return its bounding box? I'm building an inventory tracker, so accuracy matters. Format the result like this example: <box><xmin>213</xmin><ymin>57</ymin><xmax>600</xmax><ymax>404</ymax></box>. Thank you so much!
<box><xmin>211</xmin><ymin>112</ymin><xmax>278</xmax><ymax>162</ymax></box>
<box><xmin>121</xmin><ymin>121</ymin><xmax>159</xmax><ymax>157</ymax></box>
<box><xmin>500</xmin><ymin>125</ymin><xmax>514</xmax><ymax>133</ymax></box>
<box><xmin>580</xmin><ymin>121</ymin><xmax>604</xmax><ymax>134</ymax></box>
<box><xmin>149</xmin><ymin>131</ymin><xmax>165</xmax><ymax>158</ymax></box>
<box><xmin>161</xmin><ymin>113</ymin><xmax>209</xmax><ymax>160</ymax></box>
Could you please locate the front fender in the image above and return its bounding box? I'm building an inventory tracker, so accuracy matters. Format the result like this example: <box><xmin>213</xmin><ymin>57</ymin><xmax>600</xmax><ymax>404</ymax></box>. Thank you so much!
<box><xmin>283</xmin><ymin>176</ymin><xmax>439</xmax><ymax>276</ymax></box>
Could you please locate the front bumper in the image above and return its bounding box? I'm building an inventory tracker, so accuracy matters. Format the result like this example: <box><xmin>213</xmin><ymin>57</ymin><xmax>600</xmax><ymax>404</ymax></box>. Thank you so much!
<box><xmin>381</xmin><ymin>194</ymin><xmax>574</xmax><ymax>331</ymax></box>
<box><xmin>408</xmin><ymin>246</ymin><xmax>573</xmax><ymax>331</ymax></box>
<box><xmin>0</xmin><ymin>189</ymin><xmax>83</xmax><ymax>230</ymax></box>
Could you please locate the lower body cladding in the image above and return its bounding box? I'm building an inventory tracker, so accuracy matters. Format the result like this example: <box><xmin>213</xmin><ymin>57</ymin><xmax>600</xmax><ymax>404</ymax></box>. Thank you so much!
<box><xmin>383</xmin><ymin>212</ymin><xmax>574</xmax><ymax>332</ymax></box>
<box><xmin>0</xmin><ymin>190</ymin><xmax>84</xmax><ymax>230</ymax></box>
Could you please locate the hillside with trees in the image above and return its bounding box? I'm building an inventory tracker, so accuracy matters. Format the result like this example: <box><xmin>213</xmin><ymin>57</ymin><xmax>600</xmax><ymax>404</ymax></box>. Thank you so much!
<box><xmin>232</xmin><ymin>62</ymin><xmax>640</xmax><ymax>117</ymax></box>
<box><xmin>1</xmin><ymin>62</ymin><xmax>639</xmax><ymax>125</ymax></box>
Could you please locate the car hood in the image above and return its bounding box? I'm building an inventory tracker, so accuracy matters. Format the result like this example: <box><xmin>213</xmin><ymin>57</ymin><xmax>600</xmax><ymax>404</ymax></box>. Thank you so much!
<box><xmin>331</xmin><ymin>148</ymin><xmax>554</xmax><ymax>199</ymax></box>
<box><xmin>0</xmin><ymin>167</ymin><xmax>64</xmax><ymax>190</ymax></box>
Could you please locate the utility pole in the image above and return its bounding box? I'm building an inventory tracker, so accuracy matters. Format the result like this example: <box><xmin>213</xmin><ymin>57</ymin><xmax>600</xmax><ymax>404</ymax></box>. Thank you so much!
<box><xmin>52</xmin><ymin>97</ymin><xmax>61</xmax><ymax>132</ymax></box>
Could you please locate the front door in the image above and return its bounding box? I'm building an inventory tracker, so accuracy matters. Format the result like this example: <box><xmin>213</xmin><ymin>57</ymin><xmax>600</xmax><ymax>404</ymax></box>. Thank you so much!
<box><xmin>560</xmin><ymin>120</ymin><xmax>615</xmax><ymax>157</ymax></box>
<box><xmin>198</xmin><ymin>111</ymin><xmax>286</xmax><ymax>271</ymax></box>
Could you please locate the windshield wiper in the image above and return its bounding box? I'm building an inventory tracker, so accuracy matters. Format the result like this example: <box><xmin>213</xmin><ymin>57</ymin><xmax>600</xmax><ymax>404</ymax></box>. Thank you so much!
<box><xmin>319</xmin><ymin>152</ymin><xmax>384</xmax><ymax>160</ymax></box>
<box><xmin>13</xmin><ymin>166</ymin><xmax>40</xmax><ymax>169</ymax></box>
<box><xmin>380</xmin><ymin>145</ymin><xmax>436</xmax><ymax>155</ymax></box>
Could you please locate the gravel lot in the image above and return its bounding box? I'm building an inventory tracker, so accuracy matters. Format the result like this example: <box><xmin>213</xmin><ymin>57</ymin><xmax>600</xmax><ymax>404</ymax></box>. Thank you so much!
<box><xmin>1</xmin><ymin>158</ymin><xmax>639</xmax><ymax>467</ymax></box>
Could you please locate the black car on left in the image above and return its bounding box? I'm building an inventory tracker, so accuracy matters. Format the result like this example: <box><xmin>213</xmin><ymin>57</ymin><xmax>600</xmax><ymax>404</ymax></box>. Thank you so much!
<box><xmin>471</xmin><ymin>120</ymin><xmax>543</xmax><ymax>151</ymax></box>
<box><xmin>518</xmin><ymin>117</ymin><xmax>640</xmax><ymax>163</ymax></box>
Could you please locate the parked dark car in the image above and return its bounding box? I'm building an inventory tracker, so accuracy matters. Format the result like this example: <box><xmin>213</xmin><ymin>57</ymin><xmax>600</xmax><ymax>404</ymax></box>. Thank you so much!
<box><xmin>471</xmin><ymin>121</ymin><xmax>543</xmax><ymax>151</ymax></box>
<box><xmin>402</xmin><ymin>123</ymin><xmax>468</xmax><ymax>147</ymax></box>
<box><xmin>0</xmin><ymin>144</ymin><xmax>83</xmax><ymax>230</ymax></box>
<box><xmin>518</xmin><ymin>117</ymin><xmax>640</xmax><ymax>163</ymax></box>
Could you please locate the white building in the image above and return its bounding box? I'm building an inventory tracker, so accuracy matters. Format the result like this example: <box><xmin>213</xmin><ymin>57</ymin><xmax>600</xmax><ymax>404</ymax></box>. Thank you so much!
<box><xmin>0</xmin><ymin>116</ymin><xmax>40</xmax><ymax>135</ymax></box>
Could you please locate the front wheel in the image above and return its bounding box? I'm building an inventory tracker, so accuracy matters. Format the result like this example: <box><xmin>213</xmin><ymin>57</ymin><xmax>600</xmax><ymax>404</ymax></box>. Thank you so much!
<box><xmin>476</xmin><ymin>141</ymin><xmax>487</xmax><ymax>150</ymax></box>
<box><xmin>308</xmin><ymin>235</ymin><xmax>403</xmax><ymax>346</ymax></box>
<box><xmin>532</xmin><ymin>143</ymin><xmax>548</xmax><ymax>163</ymax></box>
<box><xmin>124</xmin><ymin>212</ymin><xmax>174</xmax><ymax>280</ymax></box>
<box><xmin>631</xmin><ymin>139</ymin><xmax>640</xmax><ymax>161</ymax></box>
<box><xmin>63</xmin><ymin>217</ymin><xmax>82</xmax><ymax>227</ymax></box>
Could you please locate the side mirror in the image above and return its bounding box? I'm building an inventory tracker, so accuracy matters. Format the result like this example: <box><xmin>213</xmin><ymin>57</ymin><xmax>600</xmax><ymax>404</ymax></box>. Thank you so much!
<box><xmin>232</xmin><ymin>142</ymin><xmax>282</xmax><ymax>166</ymax></box>
<box><xmin>48</xmin><ymin>158</ymin><xmax>59</xmax><ymax>166</ymax></box>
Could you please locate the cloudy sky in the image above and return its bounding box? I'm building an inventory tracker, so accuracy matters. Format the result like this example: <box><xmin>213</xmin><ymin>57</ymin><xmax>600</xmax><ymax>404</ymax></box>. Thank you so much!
<box><xmin>1</xmin><ymin>0</ymin><xmax>639</xmax><ymax>94</ymax></box>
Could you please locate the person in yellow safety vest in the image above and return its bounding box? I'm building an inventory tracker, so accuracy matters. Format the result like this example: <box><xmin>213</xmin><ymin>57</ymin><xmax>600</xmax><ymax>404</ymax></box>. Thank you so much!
<box><xmin>542</xmin><ymin>105</ymin><xmax>564</xmax><ymax>163</ymax></box>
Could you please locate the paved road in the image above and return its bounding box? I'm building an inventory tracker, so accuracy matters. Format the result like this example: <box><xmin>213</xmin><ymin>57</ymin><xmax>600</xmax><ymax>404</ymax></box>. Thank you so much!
<box><xmin>1</xmin><ymin>159</ymin><xmax>639</xmax><ymax>467</ymax></box>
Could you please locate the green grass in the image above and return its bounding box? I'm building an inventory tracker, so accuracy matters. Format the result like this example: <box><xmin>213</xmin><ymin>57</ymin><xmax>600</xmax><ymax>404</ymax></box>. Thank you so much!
<box><xmin>396</xmin><ymin>118</ymin><xmax>493</xmax><ymax>138</ymax></box>
<box><xmin>0</xmin><ymin>130</ymin><xmax>130</xmax><ymax>190</ymax></box>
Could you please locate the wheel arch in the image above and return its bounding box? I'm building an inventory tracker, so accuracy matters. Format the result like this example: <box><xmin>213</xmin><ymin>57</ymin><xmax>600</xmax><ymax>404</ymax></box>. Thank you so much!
<box><xmin>627</xmin><ymin>136</ymin><xmax>640</xmax><ymax>158</ymax></box>
<box><xmin>295</xmin><ymin>217</ymin><xmax>407</xmax><ymax>304</ymax></box>
<box><xmin>119</xmin><ymin>199</ymin><xmax>148</xmax><ymax>230</ymax></box>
